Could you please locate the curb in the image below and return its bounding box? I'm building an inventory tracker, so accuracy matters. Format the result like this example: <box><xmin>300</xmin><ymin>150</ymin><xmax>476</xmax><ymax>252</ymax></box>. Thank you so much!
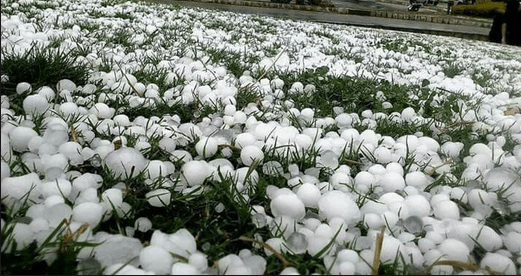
<box><xmin>175</xmin><ymin>0</ymin><xmax>492</xmax><ymax>28</ymax></box>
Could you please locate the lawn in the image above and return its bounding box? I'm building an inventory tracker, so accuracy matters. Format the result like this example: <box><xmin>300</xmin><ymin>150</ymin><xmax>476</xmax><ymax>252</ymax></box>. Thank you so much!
<box><xmin>1</xmin><ymin>0</ymin><xmax>521</xmax><ymax>274</ymax></box>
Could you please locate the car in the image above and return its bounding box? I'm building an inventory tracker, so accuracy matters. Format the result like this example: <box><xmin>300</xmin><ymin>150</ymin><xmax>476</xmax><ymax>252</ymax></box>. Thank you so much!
<box><xmin>408</xmin><ymin>0</ymin><xmax>439</xmax><ymax>11</ymax></box>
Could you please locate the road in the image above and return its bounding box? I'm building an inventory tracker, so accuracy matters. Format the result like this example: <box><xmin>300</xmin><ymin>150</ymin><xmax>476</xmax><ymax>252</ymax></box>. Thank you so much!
<box><xmin>147</xmin><ymin>0</ymin><xmax>490</xmax><ymax>40</ymax></box>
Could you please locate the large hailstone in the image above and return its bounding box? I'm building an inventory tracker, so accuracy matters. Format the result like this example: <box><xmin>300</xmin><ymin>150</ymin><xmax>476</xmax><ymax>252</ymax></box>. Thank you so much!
<box><xmin>103</xmin><ymin>147</ymin><xmax>149</xmax><ymax>180</ymax></box>
<box><xmin>270</xmin><ymin>192</ymin><xmax>306</xmax><ymax>220</ymax></box>
<box><xmin>240</xmin><ymin>145</ymin><xmax>264</xmax><ymax>166</ymax></box>
<box><xmin>181</xmin><ymin>160</ymin><xmax>212</xmax><ymax>186</ymax></box>
<box><xmin>318</xmin><ymin>190</ymin><xmax>361</xmax><ymax>225</ymax></box>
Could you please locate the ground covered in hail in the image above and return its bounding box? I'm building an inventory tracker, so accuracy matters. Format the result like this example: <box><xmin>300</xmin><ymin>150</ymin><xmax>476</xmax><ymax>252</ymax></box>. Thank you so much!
<box><xmin>1</xmin><ymin>0</ymin><xmax>521</xmax><ymax>274</ymax></box>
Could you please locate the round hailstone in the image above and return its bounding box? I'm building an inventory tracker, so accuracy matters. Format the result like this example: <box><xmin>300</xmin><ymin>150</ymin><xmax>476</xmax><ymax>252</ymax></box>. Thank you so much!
<box><xmin>195</xmin><ymin>136</ymin><xmax>218</xmax><ymax>158</ymax></box>
<box><xmin>146</xmin><ymin>160</ymin><xmax>169</xmax><ymax>180</ymax></box>
<box><xmin>181</xmin><ymin>160</ymin><xmax>211</xmax><ymax>186</ymax></box>
<box><xmin>335</xmin><ymin>113</ymin><xmax>353</xmax><ymax>128</ymax></box>
<box><xmin>41</xmin><ymin>178</ymin><xmax>72</xmax><ymax>199</ymax></box>
<box><xmin>101</xmin><ymin>188</ymin><xmax>123</xmax><ymax>209</ymax></box>
<box><xmin>404</xmin><ymin>195</ymin><xmax>431</xmax><ymax>219</ymax></box>
<box><xmin>134</xmin><ymin>217</ymin><xmax>152</xmax><ymax>232</ymax></box>
<box><xmin>171</xmin><ymin>262</ymin><xmax>200</xmax><ymax>275</ymax></box>
<box><xmin>140</xmin><ymin>245</ymin><xmax>175</xmax><ymax>275</ymax></box>
<box><xmin>379</xmin><ymin>171</ymin><xmax>405</xmax><ymax>192</ymax></box>
<box><xmin>377</xmin><ymin>236</ymin><xmax>405</xmax><ymax>265</ymax></box>
<box><xmin>432</xmin><ymin>199</ymin><xmax>459</xmax><ymax>220</ymax></box>
<box><xmin>483</xmin><ymin>167</ymin><xmax>520</xmax><ymax>193</ymax></box>
<box><xmin>405</xmin><ymin>171</ymin><xmax>429</xmax><ymax>189</ymax></box>
<box><xmin>354</xmin><ymin>171</ymin><xmax>376</xmax><ymax>189</ymax></box>
<box><xmin>296</xmin><ymin>183</ymin><xmax>321</xmax><ymax>208</ymax></box>
<box><xmin>23</xmin><ymin>94</ymin><xmax>49</xmax><ymax>116</ymax></box>
<box><xmin>235</xmin><ymin>132</ymin><xmax>257</xmax><ymax>148</ymax></box>
<box><xmin>16</xmin><ymin>82</ymin><xmax>32</xmax><ymax>94</ymax></box>
<box><xmin>8</xmin><ymin>126</ymin><xmax>39</xmax><ymax>152</ymax></box>
<box><xmin>189</xmin><ymin>252</ymin><xmax>209</xmax><ymax>272</ymax></box>
<box><xmin>89</xmin><ymin>103</ymin><xmax>113</xmax><ymax>119</ymax></box>
<box><xmin>72</xmin><ymin>202</ymin><xmax>103</xmax><ymax>228</ymax></box>
<box><xmin>57</xmin><ymin>79</ymin><xmax>77</xmax><ymax>92</ymax></box>
<box><xmin>146</xmin><ymin>189</ymin><xmax>171</xmax><ymax>207</ymax></box>
<box><xmin>43</xmin><ymin>123</ymin><xmax>69</xmax><ymax>147</ymax></box>
<box><xmin>318</xmin><ymin>190</ymin><xmax>361</xmax><ymax>225</ymax></box>
<box><xmin>240</xmin><ymin>145</ymin><xmax>264</xmax><ymax>166</ymax></box>
<box><xmin>59</xmin><ymin>102</ymin><xmax>79</xmax><ymax>118</ymax></box>
<box><xmin>437</xmin><ymin>238</ymin><xmax>470</xmax><ymax>262</ymax></box>
<box><xmin>504</xmin><ymin>232</ymin><xmax>521</xmax><ymax>254</ymax></box>
<box><xmin>474</xmin><ymin>225</ymin><xmax>503</xmax><ymax>251</ymax></box>
<box><xmin>480</xmin><ymin>253</ymin><xmax>516</xmax><ymax>275</ymax></box>
<box><xmin>1</xmin><ymin>161</ymin><xmax>10</xmax><ymax>179</ymax></box>
<box><xmin>270</xmin><ymin>192</ymin><xmax>306</xmax><ymax>220</ymax></box>
<box><xmin>1</xmin><ymin>172</ymin><xmax>42</xmax><ymax>203</ymax></box>
<box><xmin>103</xmin><ymin>147</ymin><xmax>149</xmax><ymax>180</ymax></box>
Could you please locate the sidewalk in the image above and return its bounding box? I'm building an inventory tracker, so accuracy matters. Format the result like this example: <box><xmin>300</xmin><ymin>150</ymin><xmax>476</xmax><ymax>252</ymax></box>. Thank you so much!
<box><xmin>144</xmin><ymin>0</ymin><xmax>492</xmax><ymax>41</ymax></box>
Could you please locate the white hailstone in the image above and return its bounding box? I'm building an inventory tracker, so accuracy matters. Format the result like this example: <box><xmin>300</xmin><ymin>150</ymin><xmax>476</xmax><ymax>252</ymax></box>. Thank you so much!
<box><xmin>16</xmin><ymin>82</ymin><xmax>32</xmax><ymax>94</ymax></box>
<box><xmin>318</xmin><ymin>190</ymin><xmax>361</xmax><ymax>225</ymax></box>
<box><xmin>483</xmin><ymin>167</ymin><xmax>520</xmax><ymax>193</ymax></box>
<box><xmin>140</xmin><ymin>245</ymin><xmax>174</xmax><ymax>275</ymax></box>
<box><xmin>418</xmin><ymin>136</ymin><xmax>440</xmax><ymax>152</ymax></box>
<box><xmin>437</xmin><ymin>238</ymin><xmax>470</xmax><ymax>262</ymax></box>
<box><xmin>93</xmin><ymin>234</ymin><xmax>143</xmax><ymax>268</ymax></box>
<box><xmin>189</xmin><ymin>252</ymin><xmax>209</xmax><ymax>272</ymax></box>
<box><xmin>102</xmin><ymin>188</ymin><xmax>123</xmax><ymax>209</ymax></box>
<box><xmin>300</xmin><ymin>108</ymin><xmax>314</xmax><ymax>123</ymax></box>
<box><xmin>441</xmin><ymin>141</ymin><xmax>464</xmax><ymax>158</ymax></box>
<box><xmin>432</xmin><ymin>199</ymin><xmax>459</xmax><ymax>220</ymax></box>
<box><xmin>23</xmin><ymin>94</ymin><xmax>49</xmax><ymax>116</ymax></box>
<box><xmin>57</xmin><ymin>79</ymin><xmax>76</xmax><ymax>92</ymax></box>
<box><xmin>504</xmin><ymin>232</ymin><xmax>521</xmax><ymax>254</ymax></box>
<box><xmin>279</xmin><ymin>267</ymin><xmax>300</xmax><ymax>275</ymax></box>
<box><xmin>374</xmin><ymin>147</ymin><xmax>394</xmax><ymax>164</ymax></box>
<box><xmin>363</xmin><ymin>213</ymin><xmax>384</xmax><ymax>230</ymax></box>
<box><xmin>195</xmin><ymin>136</ymin><xmax>218</xmax><ymax>159</ymax></box>
<box><xmin>43</xmin><ymin>123</ymin><xmax>69</xmax><ymax>147</ymax></box>
<box><xmin>72</xmin><ymin>202</ymin><xmax>103</xmax><ymax>228</ymax></box>
<box><xmin>8</xmin><ymin>126</ymin><xmax>38</xmax><ymax>153</ymax></box>
<box><xmin>404</xmin><ymin>195</ymin><xmax>431</xmax><ymax>219</ymax></box>
<box><xmin>474</xmin><ymin>225</ymin><xmax>503</xmax><ymax>251</ymax></box>
<box><xmin>242</xmin><ymin>254</ymin><xmax>267</xmax><ymax>275</ymax></box>
<box><xmin>58</xmin><ymin>102</ymin><xmax>79</xmax><ymax>118</ymax></box>
<box><xmin>8</xmin><ymin>223</ymin><xmax>34</xmax><ymax>252</ymax></box>
<box><xmin>240</xmin><ymin>145</ymin><xmax>264</xmax><ymax>166</ymax></box>
<box><xmin>58</xmin><ymin>141</ymin><xmax>83</xmax><ymax>164</ymax></box>
<box><xmin>112</xmin><ymin>114</ymin><xmax>131</xmax><ymax>127</ymax></box>
<box><xmin>379</xmin><ymin>171</ymin><xmax>405</xmax><ymax>192</ymax></box>
<box><xmin>89</xmin><ymin>103</ymin><xmax>113</xmax><ymax>119</ymax></box>
<box><xmin>377</xmin><ymin>235</ymin><xmax>405</xmax><ymax>265</ymax></box>
<box><xmin>41</xmin><ymin>178</ymin><xmax>72</xmax><ymax>198</ymax></box>
<box><xmin>354</xmin><ymin>171</ymin><xmax>377</xmax><ymax>189</ymax></box>
<box><xmin>103</xmin><ymin>147</ymin><xmax>149</xmax><ymax>180</ymax></box>
<box><xmin>1</xmin><ymin>161</ymin><xmax>10</xmax><ymax>179</ymax></box>
<box><xmin>405</xmin><ymin>171</ymin><xmax>429</xmax><ymax>189</ymax></box>
<box><xmin>44</xmin><ymin>203</ymin><xmax>73</xmax><ymax>227</ymax></box>
<box><xmin>468</xmin><ymin>189</ymin><xmax>493</xmax><ymax>209</ymax></box>
<box><xmin>45</xmin><ymin>195</ymin><xmax>65</xmax><ymax>207</ymax></box>
<box><xmin>385</xmin><ymin>162</ymin><xmax>403</xmax><ymax>176</ymax></box>
<box><xmin>134</xmin><ymin>217</ymin><xmax>152</xmax><ymax>233</ymax></box>
<box><xmin>296</xmin><ymin>183</ymin><xmax>321</xmax><ymax>208</ymax></box>
<box><xmin>234</xmin><ymin>132</ymin><xmax>256</xmax><ymax>149</ymax></box>
<box><xmin>181</xmin><ymin>160</ymin><xmax>211</xmax><ymax>186</ymax></box>
<box><xmin>270</xmin><ymin>193</ymin><xmax>306</xmax><ymax>220</ymax></box>
<box><xmin>480</xmin><ymin>253</ymin><xmax>516</xmax><ymax>275</ymax></box>
<box><xmin>146</xmin><ymin>160</ymin><xmax>169</xmax><ymax>180</ymax></box>
<box><xmin>171</xmin><ymin>262</ymin><xmax>200</xmax><ymax>275</ymax></box>
<box><xmin>218</xmin><ymin>254</ymin><xmax>245</xmax><ymax>274</ymax></box>
<box><xmin>381</xmin><ymin>211</ymin><xmax>399</xmax><ymax>228</ymax></box>
<box><xmin>146</xmin><ymin>189</ymin><xmax>171</xmax><ymax>207</ymax></box>
<box><xmin>329</xmin><ymin>172</ymin><xmax>351</xmax><ymax>191</ymax></box>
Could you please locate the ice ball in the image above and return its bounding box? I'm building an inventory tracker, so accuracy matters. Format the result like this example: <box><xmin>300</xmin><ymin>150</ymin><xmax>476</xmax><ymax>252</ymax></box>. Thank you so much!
<box><xmin>318</xmin><ymin>190</ymin><xmax>361</xmax><ymax>225</ymax></box>
<box><xmin>8</xmin><ymin>126</ymin><xmax>38</xmax><ymax>153</ymax></box>
<box><xmin>103</xmin><ymin>147</ymin><xmax>149</xmax><ymax>180</ymax></box>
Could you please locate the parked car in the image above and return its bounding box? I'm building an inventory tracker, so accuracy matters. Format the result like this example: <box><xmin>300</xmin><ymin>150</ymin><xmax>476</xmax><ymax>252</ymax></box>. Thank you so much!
<box><xmin>408</xmin><ymin>0</ymin><xmax>439</xmax><ymax>11</ymax></box>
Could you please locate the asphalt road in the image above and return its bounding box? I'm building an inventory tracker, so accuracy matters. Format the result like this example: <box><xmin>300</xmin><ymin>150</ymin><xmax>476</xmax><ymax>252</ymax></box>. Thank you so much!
<box><xmin>147</xmin><ymin>0</ymin><xmax>490</xmax><ymax>40</ymax></box>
